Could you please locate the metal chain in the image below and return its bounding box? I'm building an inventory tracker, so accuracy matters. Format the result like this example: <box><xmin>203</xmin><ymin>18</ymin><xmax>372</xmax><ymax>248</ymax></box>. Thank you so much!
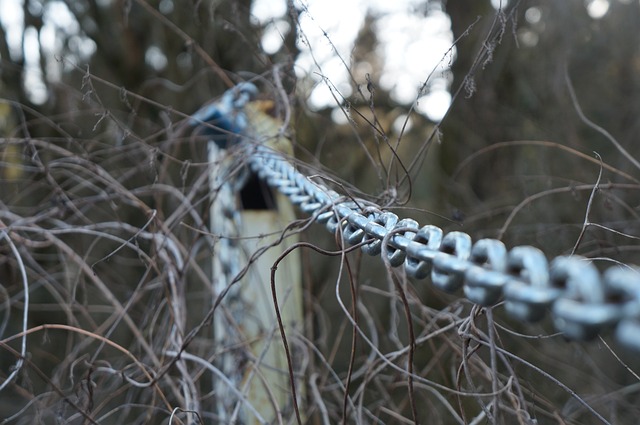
<box><xmin>191</xmin><ymin>83</ymin><xmax>640</xmax><ymax>352</ymax></box>
<box><xmin>247</xmin><ymin>143</ymin><xmax>640</xmax><ymax>352</ymax></box>
<box><xmin>208</xmin><ymin>142</ymin><xmax>249</xmax><ymax>422</ymax></box>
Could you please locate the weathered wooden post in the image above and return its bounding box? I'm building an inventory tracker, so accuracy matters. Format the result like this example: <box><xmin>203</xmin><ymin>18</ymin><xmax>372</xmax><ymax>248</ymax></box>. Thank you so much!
<box><xmin>192</xmin><ymin>85</ymin><xmax>304</xmax><ymax>423</ymax></box>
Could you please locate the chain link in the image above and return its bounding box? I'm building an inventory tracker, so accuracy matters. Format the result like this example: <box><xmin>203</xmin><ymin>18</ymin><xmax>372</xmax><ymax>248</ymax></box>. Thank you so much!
<box><xmin>193</xmin><ymin>83</ymin><xmax>640</xmax><ymax>351</ymax></box>
<box><xmin>247</xmin><ymin>144</ymin><xmax>640</xmax><ymax>351</ymax></box>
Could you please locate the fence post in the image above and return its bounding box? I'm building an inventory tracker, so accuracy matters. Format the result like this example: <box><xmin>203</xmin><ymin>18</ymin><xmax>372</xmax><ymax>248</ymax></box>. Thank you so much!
<box><xmin>206</xmin><ymin>94</ymin><xmax>305</xmax><ymax>423</ymax></box>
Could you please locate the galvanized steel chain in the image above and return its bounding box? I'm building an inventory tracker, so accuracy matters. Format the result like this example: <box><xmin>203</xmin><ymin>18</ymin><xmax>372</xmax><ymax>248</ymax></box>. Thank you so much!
<box><xmin>247</xmin><ymin>143</ymin><xmax>640</xmax><ymax>352</ymax></box>
<box><xmin>190</xmin><ymin>83</ymin><xmax>640</xmax><ymax>352</ymax></box>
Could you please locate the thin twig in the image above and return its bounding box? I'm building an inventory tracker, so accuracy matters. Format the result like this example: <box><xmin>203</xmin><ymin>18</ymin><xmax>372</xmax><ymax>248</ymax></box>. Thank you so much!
<box><xmin>571</xmin><ymin>152</ymin><xmax>603</xmax><ymax>255</ymax></box>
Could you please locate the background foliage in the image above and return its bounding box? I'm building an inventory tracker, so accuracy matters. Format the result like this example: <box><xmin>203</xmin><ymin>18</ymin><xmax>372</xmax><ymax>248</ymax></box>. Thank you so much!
<box><xmin>1</xmin><ymin>0</ymin><xmax>640</xmax><ymax>423</ymax></box>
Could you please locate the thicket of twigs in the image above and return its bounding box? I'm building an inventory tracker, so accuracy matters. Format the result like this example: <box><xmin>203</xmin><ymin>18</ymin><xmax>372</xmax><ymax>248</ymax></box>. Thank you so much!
<box><xmin>2</xmin><ymin>1</ymin><xmax>640</xmax><ymax>424</ymax></box>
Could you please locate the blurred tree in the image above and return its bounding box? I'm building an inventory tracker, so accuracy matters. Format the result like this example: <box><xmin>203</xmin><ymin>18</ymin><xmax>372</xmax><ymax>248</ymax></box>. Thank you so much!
<box><xmin>442</xmin><ymin>1</ymin><xmax>640</xmax><ymax>259</ymax></box>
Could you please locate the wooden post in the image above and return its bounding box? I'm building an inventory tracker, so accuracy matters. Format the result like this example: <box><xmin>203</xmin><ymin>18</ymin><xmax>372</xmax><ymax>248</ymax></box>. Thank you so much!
<box><xmin>209</xmin><ymin>99</ymin><xmax>304</xmax><ymax>423</ymax></box>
